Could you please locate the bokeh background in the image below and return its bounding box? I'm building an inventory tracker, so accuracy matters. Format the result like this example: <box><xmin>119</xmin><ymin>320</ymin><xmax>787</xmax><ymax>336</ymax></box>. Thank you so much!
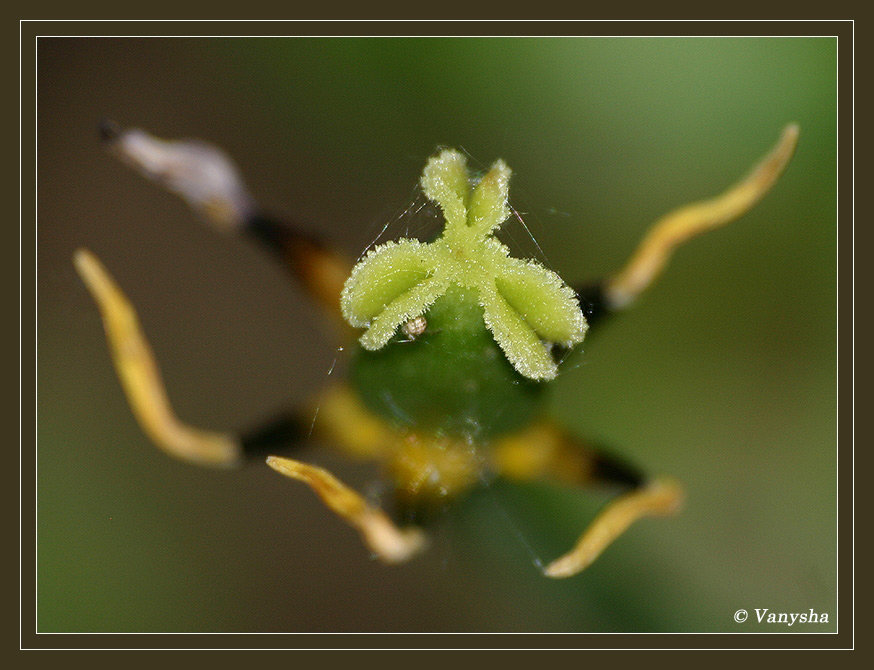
<box><xmin>37</xmin><ymin>37</ymin><xmax>837</xmax><ymax>633</ymax></box>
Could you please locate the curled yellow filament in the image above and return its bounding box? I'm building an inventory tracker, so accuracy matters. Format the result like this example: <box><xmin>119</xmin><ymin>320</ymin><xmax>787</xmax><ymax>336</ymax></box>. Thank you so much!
<box><xmin>543</xmin><ymin>478</ymin><xmax>684</xmax><ymax>578</ymax></box>
<box><xmin>266</xmin><ymin>456</ymin><xmax>427</xmax><ymax>564</ymax></box>
<box><xmin>606</xmin><ymin>124</ymin><xmax>799</xmax><ymax>310</ymax></box>
<box><xmin>74</xmin><ymin>249</ymin><xmax>242</xmax><ymax>467</ymax></box>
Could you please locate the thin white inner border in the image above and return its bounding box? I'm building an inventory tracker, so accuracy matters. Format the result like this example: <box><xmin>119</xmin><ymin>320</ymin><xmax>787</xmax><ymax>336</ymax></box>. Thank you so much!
<box><xmin>23</xmin><ymin>24</ymin><xmax>851</xmax><ymax>649</ymax></box>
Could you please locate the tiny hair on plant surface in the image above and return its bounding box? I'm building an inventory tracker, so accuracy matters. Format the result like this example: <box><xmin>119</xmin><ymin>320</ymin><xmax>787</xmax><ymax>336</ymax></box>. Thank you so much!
<box><xmin>76</xmin><ymin>121</ymin><xmax>799</xmax><ymax>578</ymax></box>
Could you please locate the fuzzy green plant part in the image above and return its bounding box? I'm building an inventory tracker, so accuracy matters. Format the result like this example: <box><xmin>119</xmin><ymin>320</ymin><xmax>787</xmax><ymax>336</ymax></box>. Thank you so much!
<box><xmin>340</xmin><ymin>149</ymin><xmax>588</xmax><ymax>382</ymax></box>
<box><xmin>83</xmin><ymin>124</ymin><xmax>798</xmax><ymax>575</ymax></box>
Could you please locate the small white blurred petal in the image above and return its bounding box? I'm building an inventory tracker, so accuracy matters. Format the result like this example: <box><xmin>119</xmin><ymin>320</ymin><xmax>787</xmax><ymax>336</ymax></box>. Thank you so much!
<box><xmin>109</xmin><ymin>127</ymin><xmax>255</xmax><ymax>232</ymax></box>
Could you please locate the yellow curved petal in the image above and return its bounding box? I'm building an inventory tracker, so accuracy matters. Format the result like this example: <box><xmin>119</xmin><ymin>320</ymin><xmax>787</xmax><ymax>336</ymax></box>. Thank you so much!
<box><xmin>74</xmin><ymin>249</ymin><xmax>242</xmax><ymax>468</ymax></box>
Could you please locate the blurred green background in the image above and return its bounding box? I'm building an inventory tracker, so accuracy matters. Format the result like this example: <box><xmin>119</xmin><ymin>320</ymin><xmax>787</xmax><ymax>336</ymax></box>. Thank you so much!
<box><xmin>37</xmin><ymin>37</ymin><xmax>836</xmax><ymax>633</ymax></box>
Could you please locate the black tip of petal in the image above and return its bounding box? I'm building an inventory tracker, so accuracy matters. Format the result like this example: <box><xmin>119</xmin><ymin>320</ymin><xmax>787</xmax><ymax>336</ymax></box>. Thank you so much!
<box><xmin>98</xmin><ymin>118</ymin><xmax>121</xmax><ymax>143</ymax></box>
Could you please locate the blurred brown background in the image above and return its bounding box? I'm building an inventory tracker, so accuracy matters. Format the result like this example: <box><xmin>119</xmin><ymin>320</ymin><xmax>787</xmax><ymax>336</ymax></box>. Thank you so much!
<box><xmin>37</xmin><ymin>37</ymin><xmax>837</xmax><ymax>633</ymax></box>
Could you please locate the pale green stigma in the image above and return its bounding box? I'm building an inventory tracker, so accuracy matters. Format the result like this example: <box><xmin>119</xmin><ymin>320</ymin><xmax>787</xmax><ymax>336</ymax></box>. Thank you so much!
<box><xmin>340</xmin><ymin>149</ymin><xmax>587</xmax><ymax>381</ymax></box>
